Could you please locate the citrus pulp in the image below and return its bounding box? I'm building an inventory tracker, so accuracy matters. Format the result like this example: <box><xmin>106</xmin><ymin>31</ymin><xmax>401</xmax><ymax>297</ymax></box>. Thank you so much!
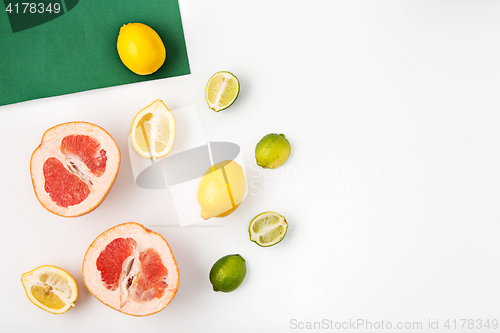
<box><xmin>205</xmin><ymin>71</ymin><xmax>240</xmax><ymax>112</ymax></box>
<box><xmin>83</xmin><ymin>222</ymin><xmax>179</xmax><ymax>316</ymax></box>
<box><xmin>30</xmin><ymin>122</ymin><xmax>120</xmax><ymax>217</ymax></box>
<box><xmin>21</xmin><ymin>265</ymin><xmax>78</xmax><ymax>314</ymax></box>
<box><xmin>130</xmin><ymin>100</ymin><xmax>175</xmax><ymax>160</ymax></box>
<box><xmin>249</xmin><ymin>211</ymin><xmax>288</xmax><ymax>247</ymax></box>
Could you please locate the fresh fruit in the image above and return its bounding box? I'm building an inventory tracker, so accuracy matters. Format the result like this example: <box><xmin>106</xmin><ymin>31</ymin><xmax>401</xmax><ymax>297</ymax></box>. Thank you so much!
<box><xmin>21</xmin><ymin>265</ymin><xmax>78</xmax><ymax>314</ymax></box>
<box><xmin>130</xmin><ymin>100</ymin><xmax>176</xmax><ymax>160</ymax></box>
<box><xmin>249</xmin><ymin>211</ymin><xmax>288</xmax><ymax>247</ymax></box>
<box><xmin>205</xmin><ymin>71</ymin><xmax>240</xmax><ymax>112</ymax></box>
<box><xmin>30</xmin><ymin>122</ymin><xmax>120</xmax><ymax>217</ymax></box>
<box><xmin>117</xmin><ymin>22</ymin><xmax>166</xmax><ymax>75</ymax></box>
<box><xmin>197</xmin><ymin>160</ymin><xmax>246</xmax><ymax>220</ymax></box>
<box><xmin>82</xmin><ymin>222</ymin><xmax>179</xmax><ymax>316</ymax></box>
<box><xmin>209</xmin><ymin>254</ymin><xmax>246</xmax><ymax>293</ymax></box>
<box><xmin>255</xmin><ymin>133</ymin><xmax>291</xmax><ymax>169</ymax></box>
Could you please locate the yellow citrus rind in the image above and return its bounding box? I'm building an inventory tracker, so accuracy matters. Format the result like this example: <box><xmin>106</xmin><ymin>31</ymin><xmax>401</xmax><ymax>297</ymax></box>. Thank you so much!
<box><xmin>117</xmin><ymin>23</ymin><xmax>166</xmax><ymax>75</ymax></box>
<box><xmin>130</xmin><ymin>100</ymin><xmax>176</xmax><ymax>160</ymax></box>
<box><xmin>21</xmin><ymin>265</ymin><xmax>78</xmax><ymax>314</ymax></box>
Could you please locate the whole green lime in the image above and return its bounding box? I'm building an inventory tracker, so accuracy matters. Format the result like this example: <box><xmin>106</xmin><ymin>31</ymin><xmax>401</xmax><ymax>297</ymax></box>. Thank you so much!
<box><xmin>209</xmin><ymin>254</ymin><xmax>247</xmax><ymax>292</ymax></box>
<box><xmin>255</xmin><ymin>133</ymin><xmax>291</xmax><ymax>169</ymax></box>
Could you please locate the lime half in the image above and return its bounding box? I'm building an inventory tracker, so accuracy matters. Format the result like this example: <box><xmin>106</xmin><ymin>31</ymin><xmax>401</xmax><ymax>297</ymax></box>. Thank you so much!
<box><xmin>249</xmin><ymin>212</ymin><xmax>288</xmax><ymax>247</ymax></box>
<box><xmin>205</xmin><ymin>71</ymin><xmax>240</xmax><ymax>112</ymax></box>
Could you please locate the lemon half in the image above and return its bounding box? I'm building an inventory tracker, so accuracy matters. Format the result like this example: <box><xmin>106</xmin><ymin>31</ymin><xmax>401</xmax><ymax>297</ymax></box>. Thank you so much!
<box><xmin>21</xmin><ymin>265</ymin><xmax>78</xmax><ymax>314</ymax></box>
<box><xmin>130</xmin><ymin>100</ymin><xmax>176</xmax><ymax>160</ymax></box>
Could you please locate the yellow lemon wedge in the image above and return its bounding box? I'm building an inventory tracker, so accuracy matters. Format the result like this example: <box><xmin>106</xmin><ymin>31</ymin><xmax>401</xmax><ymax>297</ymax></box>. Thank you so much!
<box><xmin>21</xmin><ymin>265</ymin><xmax>78</xmax><ymax>314</ymax></box>
<box><xmin>197</xmin><ymin>160</ymin><xmax>246</xmax><ymax>220</ymax></box>
<box><xmin>117</xmin><ymin>23</ymin><xmax>166</xmax><ymax>75</ymax></box>
<box><xmin>131</xmin><ymin>100</ymin><xmax>176</xmax><ymax>160</ymax></box>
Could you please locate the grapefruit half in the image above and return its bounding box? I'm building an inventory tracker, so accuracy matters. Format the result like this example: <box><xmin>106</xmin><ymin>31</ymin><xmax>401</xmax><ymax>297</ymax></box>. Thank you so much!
<box><xmin>82</xmin><ymin>222</ymin><xmax>179</xmax><ymax>316</ymax></box>
<box><xmin>30</xmin><ymin>122</ymin><xmax>120</xmax><ymax>217</ymax></box>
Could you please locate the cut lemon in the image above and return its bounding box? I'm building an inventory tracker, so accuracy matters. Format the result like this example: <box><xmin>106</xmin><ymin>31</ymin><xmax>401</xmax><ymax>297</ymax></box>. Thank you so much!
<box><xmin>131</xmin><ymin>100</ymin><xmax>176</xmax><ymax>159</ymax></box>
<box><xmin>21</xmin><ymin>265</ymin><xmax>78</xmax><ymax>314</ymax></box>
<box><xmin>205</xmin><ymin>71</ymin><xmax>240</xmax><ymax>112</ymax></box>
<box><xmin>249</xmin><ymin>211</ymin><xmax>288</xmax><ymax>247</ymax></box>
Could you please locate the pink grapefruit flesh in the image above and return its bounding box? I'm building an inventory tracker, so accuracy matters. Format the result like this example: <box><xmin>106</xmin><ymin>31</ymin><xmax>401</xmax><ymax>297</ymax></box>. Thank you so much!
<box><xmin>82</xmin><ymin>222</ymin><xmax>179</xmax><ymax>316</ymax></box>
<box><xmin>30</xmin><ymin>122</ymin><xmax>120</xmax><ymax>217</ymax></box>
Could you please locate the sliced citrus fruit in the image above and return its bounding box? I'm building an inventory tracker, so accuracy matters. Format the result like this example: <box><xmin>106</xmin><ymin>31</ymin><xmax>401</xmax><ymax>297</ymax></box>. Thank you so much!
<box><xmin>83</xmin><ymin>222</ymin><xmax>179</xmax><ymax>316</ymax></box>
<box><xmin>30</xmin><ymin>122</ymin><xmax>121</xmax><ymax>217</ymax></box>
<box><xmin>21</xmin><ymin>265</ymin><xmax>78</xmax><ymax>314</ymax></box>
<box><xmin>205</xmin><ymin>71</ymin><xmax>240</xmax><ymax>112</ymax></box>
<box><xmin>249</xmin><ymin>212</ymin><xmax>288</xmax><ymax>247</ymax></box>
<box><xmin>130</xmin><ymin>100</ymin><xmax>176</xmax><ymax>160</ymax></box>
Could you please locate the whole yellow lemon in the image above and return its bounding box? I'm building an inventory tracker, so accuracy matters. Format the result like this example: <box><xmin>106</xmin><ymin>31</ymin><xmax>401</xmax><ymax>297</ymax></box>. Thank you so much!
<box><xmin>197</xmin><ymin>160</ymin><xmax>246</xmax><ymax>220</ymax></box>
<box><xmin>117</xmin><ymin>23</ymin><xmax>166</xmax><ymax>75</ymax></box>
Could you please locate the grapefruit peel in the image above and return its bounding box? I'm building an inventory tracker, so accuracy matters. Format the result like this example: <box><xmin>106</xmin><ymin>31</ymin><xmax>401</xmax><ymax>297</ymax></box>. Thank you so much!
<box><xmin>30</xmin><ymin>122</ymin><xmax>120</xmax><ymax>217</ymax></box>
<box><xmin>82</xmin><ymin>222</ymin><xmax>179</xmax><ymax>316</ymax></box>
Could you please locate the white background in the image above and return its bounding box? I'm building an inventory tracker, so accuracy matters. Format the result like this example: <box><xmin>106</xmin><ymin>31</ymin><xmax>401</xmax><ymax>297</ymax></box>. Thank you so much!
<box><xmin>2</xmin><ymin>1</ymin><xmax>500</xmax><ymax>332</ymax></box>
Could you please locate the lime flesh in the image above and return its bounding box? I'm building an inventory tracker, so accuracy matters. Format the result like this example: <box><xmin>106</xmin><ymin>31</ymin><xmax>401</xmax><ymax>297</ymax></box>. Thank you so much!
<box><xmin>205</xmin><ymin>71</ymin><xmax>240</xmax><ymax>112</ymax></box>
<box><xmin>249</xmin><ymin>212</ymin><xmax>288</xmax><ymax>247</ymax></box>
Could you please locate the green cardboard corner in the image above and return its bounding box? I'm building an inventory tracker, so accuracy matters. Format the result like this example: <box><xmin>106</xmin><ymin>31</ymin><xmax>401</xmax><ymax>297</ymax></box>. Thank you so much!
<box><xmin>0</xmin><ymin>0</ymin><xmax>190</xmax><ymax>106</ymax></box>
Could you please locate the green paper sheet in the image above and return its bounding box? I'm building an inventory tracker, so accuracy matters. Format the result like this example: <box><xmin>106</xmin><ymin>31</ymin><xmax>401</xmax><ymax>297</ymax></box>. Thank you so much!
<box><xmin>0</xmin><ymin>0</ymin><xmax>190</xmax><ymax>106</ymax></box>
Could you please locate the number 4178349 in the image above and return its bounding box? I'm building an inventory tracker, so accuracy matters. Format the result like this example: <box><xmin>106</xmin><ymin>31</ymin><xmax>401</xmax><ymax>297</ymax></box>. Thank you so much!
<box><xmin>5</xmin><ymin>3</ymin><xmax>61</xmax><ymax>14</ymax></box>
<box><xmin>444</xmin><ymin>319</ymin><xmax>498</xmax><ymax>330</ymax></box>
